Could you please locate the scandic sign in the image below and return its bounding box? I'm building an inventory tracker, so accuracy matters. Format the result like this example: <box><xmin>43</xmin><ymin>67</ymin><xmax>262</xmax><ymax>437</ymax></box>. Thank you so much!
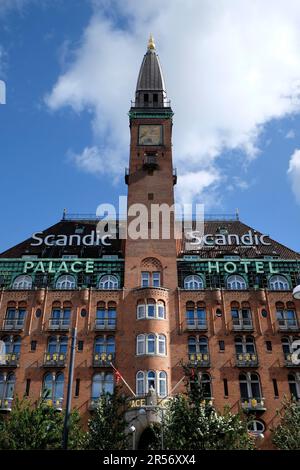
<box><xmin>30</xmin><ymin>229</ymin><xmax>272</xmax><ymax>247</ymax></box>
<box><xmin>22</xmin><ymin>260</ymin><xmax>280</xmax><ymax>274</ymax></box>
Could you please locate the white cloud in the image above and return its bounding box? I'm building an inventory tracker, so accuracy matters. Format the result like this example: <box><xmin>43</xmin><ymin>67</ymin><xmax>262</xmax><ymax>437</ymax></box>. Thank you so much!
<box><xmin>288</xmin><ymin>148</ymin><xmax>300</xmax><ymax>204</ymax></box>
<box><xmin>46</xmin><ymin>0</ymin><xmax>300</xmax><ymax>204</ymax></box>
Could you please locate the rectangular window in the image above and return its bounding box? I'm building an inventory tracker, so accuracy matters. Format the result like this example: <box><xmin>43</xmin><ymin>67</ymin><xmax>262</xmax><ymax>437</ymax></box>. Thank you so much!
<box><xmin>25</xmin><ymin>379</ymin><xmax>31</xmax><ymax>397</ymax></box>
<box><xmin>147</xmin><ymin>304</ymin><xmax>155</xmax><ymax>318</ymax></box>
<box><xmin>31</xmin><ymin>340</ymin><xmax>37</xmax><ymax>351</ymax></box>
<box><xmin>152</xmin><ymin>272</ymin><xmax>161</xmax><ymax>287</ymax></box>
<box><xmin>148</xmin><ymin>193</ymin><xmax>154</xmax><ymax>200</ymax></box>
<box><xmin>219</xmin><ymin>340</ymin><xmax>225</xmax><ymax>352</ymax></box>
<box><xmin>144</xmin><ymin>93</ymin><xmax>149</xmax><ymax>103</ymax></box>
<box><xmin>273</xmin><ymin>378</ymin><xmax>279</xmax><ymax>398</ymax></box>
<box><xmin>137</xmin><ymin>304</ymin><xmax>145</xmax><ymax>319</ymax></box>
<box><xmin>78</xmin><ymin>340</ymin><xmax>84</xmax><ymax>352</ymax></box>
<box><xmin>141</xmin><ymin>272</ymin><xmax>150</xmax><ymax>287</ymax></box>
<box><xmin>223</xmin><ymin>378</ymin><xmax>228</xmax><ymax>397</ymax></box>
<box><xmin>75</xmin><ymin>379</ymin><xmax>80</xmax><ymax>397</ymax></box>
<box><xmin>266</xmin><ymin>341</ymin><xmax>272</xmax><ymax>352</ymax></box>
<box><xmin>153</xmin><ymin>93</ymin><xmax>158</xmax><ymax>103</ymax></box>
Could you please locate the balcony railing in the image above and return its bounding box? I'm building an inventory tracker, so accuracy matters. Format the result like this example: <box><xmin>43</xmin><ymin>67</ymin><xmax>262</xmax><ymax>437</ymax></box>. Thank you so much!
<box><xmin>48</xmin><ymin>319</ymin><xmax>70</xmax><ymax>331</ymax></box>
<box><xmin>188</xmin><ymin>353</ymin><xmax>210</xmax><ymax>368</ymax></box>
<box><xmin>232</xmin><ymin>320</ymin><xmax>253</xmax><ymax>331</ymax></box>
<box><xmin>43</xmin><ymin>352</ymin><xmax>66</xmax><ymax>367</ymax></box>
<box><xmin>0</xmin><ymin>353</ymin><xmax>20</xmax><ymax>367</ymax></box>
<box><xmin>278</xmin><ymin>320</ymin><xmax>299</xmax><ymax>331</ymax></box>
<box><xmin>186</xmin><ymin>321</ymin><xmax>207</xmax><ymax>331</ymax></box>
<box><xmin>93</xmin><ymin>352</ymin><xmax>115</xmax><ymax>367</ymax></box>
<box><xmin>0</xmin><ymin>397</ymin><xmax>13</xmax><ymax>412</ymax></box>
<box><xmin>2</xmin><ymin>319</ymin><xmax>25</xmax><ymax>331</ymax></box>
<box><xmin>95</xmin><ymin>319</ymin><xmax>116</xmax><ymax>331</ymax></box>
<box><xmin>241</xmin><ymin>397</ymin><xmax>266</xmax><ymax>412</ymax></box>
<box><xmin>236</xmin><ymin>353</ymin><xmax>258</xmax><ymax>367</ymax></box>
<box><xmin>284</xmin><ymin>352</ymin><xmax>300</xmax><ymax>367</ymax></box>
<box><xmin>43</xmin><ymin>398</ymin><xmax>63</xmax><ymax>412</ymax></box>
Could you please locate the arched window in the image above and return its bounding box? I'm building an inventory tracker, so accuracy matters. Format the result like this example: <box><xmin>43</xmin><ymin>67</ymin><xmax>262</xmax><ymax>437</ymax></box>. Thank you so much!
<box><xmin>43</xmin><ymin>372</ymin><xmax>64</xmax><ymax>401</ymax></box>
<box><xmin>98</xmin><ymin>275</ymin><xmax>119</xmax><ymax>290</ymax></box>
<box><xmin>136</xmin><ymin>334</ymin><xmax>166</xmax><ymax>356</ymax></box>
<box><xmin>94</xmin><ymin>336</ymin><xmax>115</xmax><ymax>355</ymax></box>
<box><xmin>276</xmin><ymin>308</ymin><xmax>298</xmax><ymax>330</ymax></box>
<box><xmin>136</xmin><ymin>300</ymin><xmax>166</xmax><ymax>320</ymax></box>
<box><xmin>158</xmin><ymin>371</ymin><xmax>167</xmax><ymax>397</ymax></box>
<box><xmin>269</xmin><ymin>275</ymin><xmax>289</xmax><ymax>291</ymax></box>
<box><xmin>147</xmin><ymin>371</ymin><xmax>156</xmax><ymax>392</ymax></box>
<box><xmin>47</xmin><ymin>336</ymin><xmax>68</xmax><ymax>354</ymax></box>
<box><xmin>247</xmin><ymin>420</ymin><xmax>265</xmax><ymax>437</ymax></box>
<box><xmin>136</xmin><ymin>371</ymin><xmax>145</xmax><ymax>396</ymax></box>
<box><xmin>186</xmin><ymin>303</ymin><xmax>207</xmax><ymax>329</ymax></box>
<box><xmin>239</xmin><ymin>373</ymin><xmax>262</xmax><ymax>400</ymax></box>
<box><xmin>235</xmin><ymin>336</ymin><xmax>256</xmax><ymax>354</ymax></box>
<box><xmin>4</xmin><ymin>307</ymin><xmax>26</xmax><ymax>329</ymax></box>
<box><xmin>288</xmin><ymin>373</ymin><xmax>300</xmax><ymax>401</ymax></box>
<box><xmin>91</xmin><ymin>373</ymin><xmax>114</xmax><ymax>399</ymax></box>
<box><xmin>3</xmin><ymin>336</ymin><xmax>21</xmax><ymax>354</ymax></box>
<box><xmin>227</xmin><ymin>275</ymin><xmax>247</xmax><ymax>290</ymax></box>
<box><xmin>49</xmin><ymin>306</ymin><xmax>71</xmax><ymax>329</ymax></box>
<box><xmin>0</xmin><ymin>372</ymin><xmax>15</xmax><ymax>404</ymax></box>
<box><xmin>231</xmin><ymin>307</ymin><xmax>252</xmax><ymax>330</ymax></box>
<box><xmin>200</xmin><ymin>373</ymin><xmax>212</xmax><ymax>398</ymax></box>
<box><xmin>12</xmin><ymin>275</ymin><xmax>32</xmax><ymax>290</ymax></box>
<box><xmin>184</xmin><ymin>275</ymin><xmax>204</xmax><ymax>290</ymax></box>
<box><xmin>56</xmin><ymin>275</ymin><xmax>76</xmax><ymax>290</ymax></box>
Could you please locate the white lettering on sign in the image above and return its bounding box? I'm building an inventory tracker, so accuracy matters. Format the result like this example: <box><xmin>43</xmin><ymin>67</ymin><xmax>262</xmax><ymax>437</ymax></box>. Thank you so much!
<box><xmin>186</xmin><ymin>230</ymin><xmax>271</xmax><ymax>247</ymax></box>
<box><xmin>31</xmin><ymin>231</ymin><xmax>112</xmax><ymax>247</ymax></box>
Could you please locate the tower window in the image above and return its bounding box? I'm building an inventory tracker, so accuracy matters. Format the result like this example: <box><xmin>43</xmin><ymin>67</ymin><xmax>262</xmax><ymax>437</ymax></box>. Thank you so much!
<box><xmin>148</xmin><ymin>193</ymin><xmax>154</xmax><ymax>201</ymax></box>
<box><xmin>144</xmin><ymin>93</ymin><xmax>149</xmax><ymax>103</ymax></box>
<box><xmin>153</xmin><ymin>94</ymin><xmax>158</xmax><ymax>103</ymax></box>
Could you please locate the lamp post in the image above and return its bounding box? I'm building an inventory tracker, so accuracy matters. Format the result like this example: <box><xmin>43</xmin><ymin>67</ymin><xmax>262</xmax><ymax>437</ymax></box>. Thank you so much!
<box><xmin>293</xmin><ymin>285</ymin><xmax>300</xmax><ymax>300</ymax></box>
<box><xmin>62</xmin><ymin>327</ymin><xmax>77</xmax><ymax>450</ymax></box>
<box><xmin>129</xmin><ymin>425</ymin><xmax>136</xmax><ymax>450</ymax></box>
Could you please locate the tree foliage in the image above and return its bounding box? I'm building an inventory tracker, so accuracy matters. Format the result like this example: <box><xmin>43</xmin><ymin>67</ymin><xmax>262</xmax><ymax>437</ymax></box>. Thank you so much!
<box><xmin>0</xmin><ymin>397</ymin><xmax>83</xmax><ymax>450</ymax></box>
<box><xmin>84</xmin><ymin>390</ymin><xmax>128</xmax><ymax>450</ymax></box>
<box><xmin>272</xmin><ymin>398</ymin><xmax>300</xmax><ymax>450</ymax></box>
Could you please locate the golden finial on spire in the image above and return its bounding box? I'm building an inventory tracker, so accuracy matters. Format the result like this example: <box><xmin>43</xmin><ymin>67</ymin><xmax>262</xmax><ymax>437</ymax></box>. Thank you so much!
<box><xmin>148</xmin><ymin>34</ymin><xmax>155</xmax><ymax>50</ymax></box>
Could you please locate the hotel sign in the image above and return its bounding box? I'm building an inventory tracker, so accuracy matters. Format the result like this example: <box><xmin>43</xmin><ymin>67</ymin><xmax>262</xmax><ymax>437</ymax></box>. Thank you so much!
<box><xmin>22</xmin><ymin>259</ymin><xmax>280</xmax><ymax>275</ymax></box>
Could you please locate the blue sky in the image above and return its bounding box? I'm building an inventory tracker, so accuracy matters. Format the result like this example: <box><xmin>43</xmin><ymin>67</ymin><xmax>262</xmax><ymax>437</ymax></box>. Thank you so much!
<box><xmin>1</xmin><ymin>0</ymin><xmax>300</xmax><ymax>253</ymax></box>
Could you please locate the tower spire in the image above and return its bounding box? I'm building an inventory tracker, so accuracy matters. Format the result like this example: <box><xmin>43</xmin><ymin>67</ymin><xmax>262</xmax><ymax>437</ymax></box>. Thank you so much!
<box><xmin>148</xmin><ymin>33</ymin><xmax>155</xmax><ymax>50</ymax></box>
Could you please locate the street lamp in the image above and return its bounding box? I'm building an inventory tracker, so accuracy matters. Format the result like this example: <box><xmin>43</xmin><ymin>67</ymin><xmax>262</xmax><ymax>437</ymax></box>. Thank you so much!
<box><xmin>293</xmin><ymin>284</ymin><xmax>300</xmax><ymax>300</ymax></box>
<box><xmin>129</xmin><ymin>425</ymin><xmax>136</xmax><ymax>450</ymax></box>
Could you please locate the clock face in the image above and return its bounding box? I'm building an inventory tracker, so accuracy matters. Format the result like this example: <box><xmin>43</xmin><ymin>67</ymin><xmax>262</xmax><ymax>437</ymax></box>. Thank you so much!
<box><xmin>138</xmin><ymin>125</ymin><xmax>162</xmax><ymax>145</ymax></box>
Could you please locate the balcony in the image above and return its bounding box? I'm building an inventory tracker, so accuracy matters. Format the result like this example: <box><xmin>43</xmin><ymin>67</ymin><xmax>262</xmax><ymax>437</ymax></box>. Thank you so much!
<box><xmin>95</xmin><ymin>319</ymin><xmax>116</xmax><ymax>331</ymax></box>
<box><xmin>43</xmin><ymin>352</ymin><xmax>66</xmax><ymax>368</ymax></box>
<box><xmin>284</xmin><ymin>352</ymin><xmax>300</xmax><ymax>367</ymax></box>
<box><xmin>188</xmin><ymin>353</ymin><xmax>210</xmax><ymax>368</ymax></box>
<box><xmin>93</xmin><ymin>352</ymin><xmax>115</xmax><ymax>367</ymax></box>
<box><xmin>0</xmin><ymin>397</ymin><xmax>13</xmax><ymax>412</ymax></box>
<box><xmin>48</xmin><ymin>319</ymin><xmax>70</xmax><ymax>331</ymax></box>
<box><xmin>232</xmin><ymin>320</ymin><xmax>253</xmax><ymax>332</ymax></box>
<box><xmin>241</xmin><ymin>397</ymin><xmax>266</xmax><ymax>412</ymax></box>
<box><xmin>277</xmin><ymin>320</ymin><xmax>299</xmax><ymax>332</ymax></box>
<box><xmin>236</xmin><ymin>353</ymin><xmax>259</xmax><ymax>368</ymax></box>
<box><xmin>143</xmin><ymin>154</ymin><xmax>158</xmax><ymax>170</ymax></box>
<box><xmin>0</xmin><ymin>353</ymin><xmax>20</xmax><ymax>368</ymax></box>
<box><xmin>43</xmin><ymin>398</ymin><xmax>63</xmax><ymax>412</ymax></box>
<box><xmin>2</xmin><ymin>319</ymin><xmax>25</xmax><ymax>331</ymax></box>
<box><xmin>186</xmin><ymin>321</ymin><xmax>207</xmax><ymax>331</ymax></box>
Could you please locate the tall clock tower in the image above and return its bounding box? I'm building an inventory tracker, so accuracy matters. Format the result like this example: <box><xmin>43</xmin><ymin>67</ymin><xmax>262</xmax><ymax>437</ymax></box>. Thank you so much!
<box><xmin>117</xmin><ymin>36</ymin><xmax>179</xmax><ymax>416</ymax></box>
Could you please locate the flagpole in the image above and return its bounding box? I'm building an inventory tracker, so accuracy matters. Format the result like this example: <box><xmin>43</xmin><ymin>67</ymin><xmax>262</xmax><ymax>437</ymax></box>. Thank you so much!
<box><xmin>110</xmin><ymin>362</ymin><xmax>136</xmax><ymax>397</ymax></box>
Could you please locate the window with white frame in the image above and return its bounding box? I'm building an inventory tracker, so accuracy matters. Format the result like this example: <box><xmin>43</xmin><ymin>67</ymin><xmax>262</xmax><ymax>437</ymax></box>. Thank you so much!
<box><xmin>184</xmin><ymin>275</ymin><xmax>204</xmax><ymax>290</ymax></box>
<box><xmin>56</xmin><ymin>274</ymin><xmax>76</xmax><ymax>290</ymax></box>
<box><xmin>269</xmin><ymin>275</ymin><xmax>289</xmax><ymax>291</ymax></box>
<box><xmin>91</xmin><ymin>372</ymin><xmax>114</xmax><ymax>399</ymax></box>
<box><xmin>141</xmin><ymin>271</ymin><xmax>161</xmax><ymax>287</ymax></box>
<box><xmin>276</xmin><ymin>308</ymin><xmax>298</xmax><ymax>329</ymax></box>
<box><xmin>135</xmin><ymin>370</ymin><xmax>168</xmax><ymax>397</ymax></box>
<box><xmin>0</xmin><ymin>372</ymin><xmax>15</xmax><ymax>402</ymax></box>
<box><xmin>136</xmin><ymin>333</ymin><xmax>166</xmax><ymax>356</ymax></box>
<box><xmin>227</xmin><ymin>275</ymin><xmax>247</xmax><ymax>290</ymax></box>
<box><xmin>186</xmin><ymin>304</ymin><xmax>207</xmax><ymax>328</ymax></box>
<box><xmin>98</xmin><ymin>275</ymin><xmax>119</xmax><ymax>290</ymax></box>
<box><xmin>2</xmin><ymin>336</ymin><xmax>21</xmax><ymax>354</ymax></box>
<box><xmin>239</xmin><ymin>373</ymin><xmax>262</xmax><ymax>400</ymax></box>
<box><xmin>247</xmin><ymin>420</ymin><xmax>265</xmax><ymax>437</ymax></box>
<box><xmin>12</xmin><ymin>275</ymin><xmax>33</xmax><ymax>290</ymax></box>
<box><xmin>231</xmin><ymin>308</ymin><xmax>253</xmax><ymax>329</ymax></box>
<box><xmin>288</xmin><ymin>373</ymin><xmax>300</xmax><ymax>401</ymax></box>
<box><xmin>43</xmin><ymin>372</ymin><xmax>64</xmax><ymax>402</ymax></box>
<box><xmin>136</xmin><ymin>300</ymin><xmax>166</xmax><ymax>320</ymax></box>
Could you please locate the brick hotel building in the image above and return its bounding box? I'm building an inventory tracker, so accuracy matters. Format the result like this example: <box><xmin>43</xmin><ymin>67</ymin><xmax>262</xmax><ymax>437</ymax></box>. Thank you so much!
<box><xmin>0</xmin><ymin>36</ymin><xmax>300</xmax><ymax>449</ymax></box>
